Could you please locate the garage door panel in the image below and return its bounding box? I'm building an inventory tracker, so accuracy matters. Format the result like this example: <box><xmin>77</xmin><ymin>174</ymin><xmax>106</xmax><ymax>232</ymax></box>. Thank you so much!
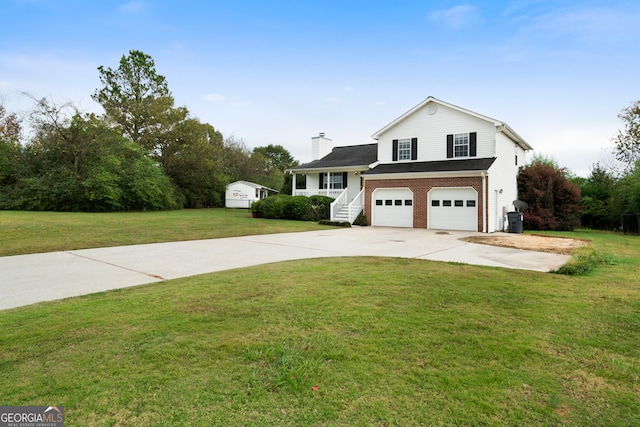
<box><xmin>373</xmin><ymin>189</ymin><xmax>413</xmax><ymax>227</ymax></box>
<box><xmin>429</xmin><ymin>188</ymin><xmax>477</xmax><ymax>231</ymax></box>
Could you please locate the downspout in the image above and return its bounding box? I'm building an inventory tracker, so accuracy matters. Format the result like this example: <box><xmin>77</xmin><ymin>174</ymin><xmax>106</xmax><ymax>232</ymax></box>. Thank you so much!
<box><xmin>495</xmin><ymin>189</ymin><xmax>499</xmax><ymax>233</ymax></box>
<box><xmin>481</xmin><ymin>172</ymin><xmax>487</xmax><ymax>233</ymax></box>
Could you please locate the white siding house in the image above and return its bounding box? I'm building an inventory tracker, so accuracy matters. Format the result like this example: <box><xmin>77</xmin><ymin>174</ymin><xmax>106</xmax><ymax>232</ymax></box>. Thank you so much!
<box><xmin>289</xmin><ymin>97</ymin><xmax>532</xmax><ymax>232</ymax></box>
<box><xmin>225</xmin><ymin>181</ymin><xmax>277</xmax><ymax>209</ymax></box>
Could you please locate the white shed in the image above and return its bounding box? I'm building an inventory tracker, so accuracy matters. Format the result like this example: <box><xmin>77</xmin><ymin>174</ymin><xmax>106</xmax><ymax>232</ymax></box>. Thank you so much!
<box><xmin>225</xmin><ymin>181</ymin><xmax>278</xmax><ymax>209</ymax></box>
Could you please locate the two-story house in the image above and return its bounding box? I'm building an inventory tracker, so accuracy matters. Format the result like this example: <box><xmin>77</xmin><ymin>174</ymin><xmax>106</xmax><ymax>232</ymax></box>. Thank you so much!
<box><xmin>289</xmin><ymin>97</ymin><xmax>532</xmax><ymax>232</ymax></box>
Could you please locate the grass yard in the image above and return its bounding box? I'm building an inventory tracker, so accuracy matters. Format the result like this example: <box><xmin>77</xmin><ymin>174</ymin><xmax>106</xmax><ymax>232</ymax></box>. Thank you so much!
<box><xmin>0</xmin><ymin>209</ymin><xmax>326</xmax><ymax>256</ymax></box>
<box><xmin>0</xmin><ymin>223</ymin><xmax>639</xmax><ymax>425</ymax></box>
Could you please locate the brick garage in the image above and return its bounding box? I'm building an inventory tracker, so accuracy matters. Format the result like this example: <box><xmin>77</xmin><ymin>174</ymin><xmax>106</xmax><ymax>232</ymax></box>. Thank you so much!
<box><xmin>364</xmin><ymin>176</ymin><xmax>486</xmax><ymax>230</ymax></box>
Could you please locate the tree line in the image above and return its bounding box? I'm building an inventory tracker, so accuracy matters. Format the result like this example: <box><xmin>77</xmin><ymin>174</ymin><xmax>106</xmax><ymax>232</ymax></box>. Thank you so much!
<box><xmin>517</xmin><ymin>99</ymin><xmax>640</xmax><ymax>231</ymax></box>
<box><xmin>0</xmin><ymin>50</ymin><xmax>297</xmax><ymax>211</ymax></box>
<box><xmin>2</xmin><ymin>50</ymin><xmax>639</xmax><ymax>232</ymax></box>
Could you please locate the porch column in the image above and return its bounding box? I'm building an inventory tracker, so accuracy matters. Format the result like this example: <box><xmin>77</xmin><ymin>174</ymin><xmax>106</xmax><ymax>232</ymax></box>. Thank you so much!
<box><xmin>291</xmin><ymin>172</ymin><xmax>296</xmax><ymax>195</ymax></box>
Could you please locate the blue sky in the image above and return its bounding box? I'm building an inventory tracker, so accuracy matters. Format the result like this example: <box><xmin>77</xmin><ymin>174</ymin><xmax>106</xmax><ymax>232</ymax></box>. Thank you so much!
<box><xmin>2</xmin><ymin>0</ymin><xmax>639</xmax><ymax>176</ymax></box>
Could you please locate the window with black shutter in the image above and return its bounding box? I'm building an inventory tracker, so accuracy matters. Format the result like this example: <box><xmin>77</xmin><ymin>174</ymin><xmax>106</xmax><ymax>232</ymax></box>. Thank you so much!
<box><xmin>447</xmin><ymin>134</ymin><xmax>454</xmax><ymax>158</ymax></box>
<box><xmin>447</xmin><ymin>132</ymin><xmax>477</xmax><ymax>158</ymax></box>
<box><xmin>393</xmin><ymin>138</ymin><xmax>416</xmax><ymax>161</ymax></box>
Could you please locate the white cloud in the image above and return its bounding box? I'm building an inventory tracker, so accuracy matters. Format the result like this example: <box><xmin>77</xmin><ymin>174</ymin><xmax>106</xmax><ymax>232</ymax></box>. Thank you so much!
<box><xmin>343</xmin><ymin>86</ymin><xmax>354</xmax><ymax>92</ymax></box>
<box><xmin>374</xmin><ymin>101</ymin><xmax>386</xmax><ymax>107</ymax></box>
<box><xmin>118</xmin><ymin>1</ymin><xmax>145</xmax><ymax>15</ymax></box>
<box><xmin>429</xmin><ymin>4</ymin><xmax>482</xmax><ymax>30</ymax></box>
<box><xmin>202</xmin><ymin>93</ymin><xmax>226</xmax><ymax>103</ymax></box>
<box><xmin>513</xmin><ymin>4</ymin><xmax>640</xmax><ymax>44</ymax></box>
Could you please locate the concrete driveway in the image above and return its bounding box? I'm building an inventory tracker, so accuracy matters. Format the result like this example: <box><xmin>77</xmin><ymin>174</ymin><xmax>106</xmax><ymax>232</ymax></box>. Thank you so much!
<box><xmin>0</xmin><ymin>227</ymin><xmax>570</xmax><ymax>311</ymax></box>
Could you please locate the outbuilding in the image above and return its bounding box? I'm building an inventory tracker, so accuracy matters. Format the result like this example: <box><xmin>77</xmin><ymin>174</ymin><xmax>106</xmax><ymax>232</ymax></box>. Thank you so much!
<box><xmin>225</xmin><ymin>181</ymin><xmax>278</xmax><ymax>209</ymax></box>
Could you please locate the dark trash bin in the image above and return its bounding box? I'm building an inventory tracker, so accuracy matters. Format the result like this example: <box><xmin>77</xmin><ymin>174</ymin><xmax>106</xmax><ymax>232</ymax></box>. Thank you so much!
<box><xmin>507</xmin><ymin>211</ymin><xmax>524</xmax><ymax>234</ymax></box>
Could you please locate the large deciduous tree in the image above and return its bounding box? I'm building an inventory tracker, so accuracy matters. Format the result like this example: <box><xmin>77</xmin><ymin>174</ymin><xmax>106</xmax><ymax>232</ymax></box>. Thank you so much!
<box><xmin>92</xmin><ymin>50</ymin><xmax>176</xmax><ymax>155</ymax></box>
<box><xmin>617</xmin><ymin>162</ymin><xmax>640</xmax><ymax>215</ymax></box>
<box><xmin>576</xmin><ymin>163</ymin><xmax>622</xmax><ymax>230</ymax></box>
<box><xmin>1</xmin><ymin>98</ymin><xmax>180</xmax><ymax>211</ymax></box>
<box><xmin>0</xmin><ymin>105</ymin><xmax>22</xmax><ymax>187</ymax></box>
<box><xmin>613</xmin><ymin>100</ymin><xmax>640</xmax><ymax>172</ymax></box>
<box><xmin>162</xmin><ymin>118</ymin><xmax>227</xmax><ymax>208</ymax></box>
<box><xmin>253</xmin><ymin>144</ymin><xmax>298</xmax><ymax>193</ymax></box>
<box><xmin>517</xmin><ymin>155</ymin><xmax>582</xmax><ymax>231</ymax></box>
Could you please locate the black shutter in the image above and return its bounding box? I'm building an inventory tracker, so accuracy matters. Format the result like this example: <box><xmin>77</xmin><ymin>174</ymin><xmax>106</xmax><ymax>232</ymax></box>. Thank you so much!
<box><xmin>319</xmin><ymin>173</ymin><xmax>324</xmax><ymax>189</ymax></box>
<box><xmin>392</xmin><ymin>139</ymin><xmax>398</xmax><ymax>161</ymax></box>
<box><xmin>470</xmin><ymin>132</ymin><xmax>477</xmax><ymax>157</ymax></box>
<box><xmin>342</xmin><ymin>172</ymin><xmax>348</xmax><ymax>189</ymax></box>
<box><xmin>446</xmin><ymin>134</ymin><xmax>453</xmax><ymax>158</ymax></box>
<box><xmin>411</xmin><ymin>137</ymin><xmax>418</xmax><ymax>160</ymax></box>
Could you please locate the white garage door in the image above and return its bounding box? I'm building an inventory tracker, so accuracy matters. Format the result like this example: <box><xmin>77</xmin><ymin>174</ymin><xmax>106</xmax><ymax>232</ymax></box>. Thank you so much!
<box><xmin>372</xmin><ymin>188</ymin><xmax>413</xmax><ymax>227</ymax></box>
<box><xmin>429</xmin><ymin>188</ymin><xmax>478</xmax><ymax>231</ymax></box>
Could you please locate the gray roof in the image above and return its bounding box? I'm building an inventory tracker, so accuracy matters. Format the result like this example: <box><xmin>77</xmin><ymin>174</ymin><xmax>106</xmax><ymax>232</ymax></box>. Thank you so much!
<box><xmin>290</xmin><ymin>143</ymin><xmax>378</xmax><ymax>171</ymax></box>
<box><xmin>363</xmin><ymin>157</ymin><xmax>497</xmax><ymax>175</ymax></box>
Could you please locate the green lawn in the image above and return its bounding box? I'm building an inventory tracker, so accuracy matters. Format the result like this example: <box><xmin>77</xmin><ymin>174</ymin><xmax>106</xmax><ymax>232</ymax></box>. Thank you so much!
<box><xmin>0</xmin><ymin>209</ymin><xmax>326</xmax><ymax>256</ymax></box>
<box><xmin>1</xmin><ymin>212</ymin><xmax>639</xmax><ymax>425</ymax></box>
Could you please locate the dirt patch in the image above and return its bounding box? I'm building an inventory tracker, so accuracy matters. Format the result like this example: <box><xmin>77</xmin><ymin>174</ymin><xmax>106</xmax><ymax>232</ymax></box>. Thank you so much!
<box><xmin>460</xmin><ymin>234</ymin><xmax>590</xmax><ymax>255</ymax></box>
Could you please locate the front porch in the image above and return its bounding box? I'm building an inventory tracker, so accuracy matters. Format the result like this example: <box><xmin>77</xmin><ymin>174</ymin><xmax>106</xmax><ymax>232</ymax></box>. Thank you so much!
<box><xmin>292</xmin><ymin>187</ymin><xmax>364</xmax><ymax>223</ymax></box>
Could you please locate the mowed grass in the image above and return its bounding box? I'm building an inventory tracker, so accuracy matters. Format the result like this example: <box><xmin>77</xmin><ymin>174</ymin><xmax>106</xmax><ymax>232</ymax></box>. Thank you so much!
<box><xmin>0</xmin><ymin>209</ymin><xmax>326</xmax><ymax>256</ymax></box>
<box><xmin>1</xmin><ymin>224</ymin><xmax>639</xmax><ymax>425</ymax></box>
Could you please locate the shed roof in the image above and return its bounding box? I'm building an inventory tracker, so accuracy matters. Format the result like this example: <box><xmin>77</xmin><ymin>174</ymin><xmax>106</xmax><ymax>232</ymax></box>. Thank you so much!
<box><xmin>227</xmin><ymin>180</ymin><xmax>278</xmax><ymax>192</ymax></box>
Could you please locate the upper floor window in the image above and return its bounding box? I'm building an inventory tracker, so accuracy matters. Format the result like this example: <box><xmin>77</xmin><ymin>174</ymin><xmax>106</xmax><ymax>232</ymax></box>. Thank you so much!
<box><xmin>398</xmin><ymin>138</ymin><xmax>411</xmax><ymax>160</ymax></box>
<box><xmin>447</xmin><ymin>132</ymin><xmax>477</xmax><ymax>158</ymax></box>
<box><xmin>454</xmin><ymin>134</ymin><xmax>469</xmax><ymax>157</ymax></box>
<box><xmin>392</xmin><ymin>138</ymin><xmax>418</xmax><ymax>161</ymax></box>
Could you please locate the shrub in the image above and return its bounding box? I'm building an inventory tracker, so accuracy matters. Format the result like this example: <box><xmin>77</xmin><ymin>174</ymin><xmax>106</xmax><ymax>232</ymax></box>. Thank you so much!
<box><xmin>352</xmin><ymin>212</ymin><xmax>368</xmax><ymax>226</ymax></box>
<box><xmin>551</xmin><ymin>246</ymin><xmax>600</xmax><ymax>275</ymax></box>
<box><xmin>308</xmin><ymin>195</ymin><xmax>333</xmax><ymax>221</ymax></box>
<box><xmin>254</xmin><ymin>194</ymin><xmax>290</xmax><ymax>219</ymax></box>
<box><xmin>252</xmin><ymin>194</ymin><xmax>335</xmax><ymax>221</ymax></box>
<box><xmin>518</xmin><ymin>160</ymin><xmax>582</xmax><ymax>231</ymax></box>
<box><xmin>318</xmin><ymin>220</ymin><xmax>351</xmax><ymax>227</ymax></box>
<box><xmin>286</xmin><ymin>195</ymin><xmax>313</xmax><ymax>220</ymax></box>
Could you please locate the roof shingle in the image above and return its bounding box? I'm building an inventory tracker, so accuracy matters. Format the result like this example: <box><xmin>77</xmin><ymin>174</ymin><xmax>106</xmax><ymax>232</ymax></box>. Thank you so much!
<box><xmin>291</xmin><ymin>143</ymin><xmax>378</xmax><ymax>170</ymax></box>
<box><xmin>363</xmin><ymin>157</ymin><xmax>497</xmax><ymax>175</ymax></box>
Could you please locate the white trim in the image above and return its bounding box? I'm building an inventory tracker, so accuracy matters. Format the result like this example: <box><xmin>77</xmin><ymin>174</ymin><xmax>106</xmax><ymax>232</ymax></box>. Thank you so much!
<box><xmin>363</xmin><ymin>170</ymin><xmax>485</xmax><ymax>180</ymax></box>
<box><xmin>372</xmin><ymin>96</ymin><xmax>532</xmax><ymax>151</ymax></box>
<box><xmin>290</xmin><ymin>166</ymin><xmax>369</xmax><ymax>174</ymax></box>
<box><xmin>482</xmin><ymin>172</ymin><xmax>487</xmax><ymax>233</ymax></box>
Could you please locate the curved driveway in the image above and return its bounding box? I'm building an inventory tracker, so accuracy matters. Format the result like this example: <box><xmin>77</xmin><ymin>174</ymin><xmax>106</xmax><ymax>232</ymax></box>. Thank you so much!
<box><xmin>0</xmin><ymin>227</ymin><xmax>569</xmax><ymax>311</ymax></box>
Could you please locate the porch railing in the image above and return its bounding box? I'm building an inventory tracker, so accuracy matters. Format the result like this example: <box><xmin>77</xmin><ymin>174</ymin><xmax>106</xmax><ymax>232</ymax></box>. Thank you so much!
<box><xmin>330</xmin><ymin>189</ymin><xmax>349</xmax><ymax>222</ymax></box>
<box><xmin>292</xmin><ymin>189</ymin><xmax>345</xmax><ymax>199</ymax></box>
<box><xmin>330</xmin><ymin>189</ymin><xmax>364</xmax><ymax>223</ymax></box>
